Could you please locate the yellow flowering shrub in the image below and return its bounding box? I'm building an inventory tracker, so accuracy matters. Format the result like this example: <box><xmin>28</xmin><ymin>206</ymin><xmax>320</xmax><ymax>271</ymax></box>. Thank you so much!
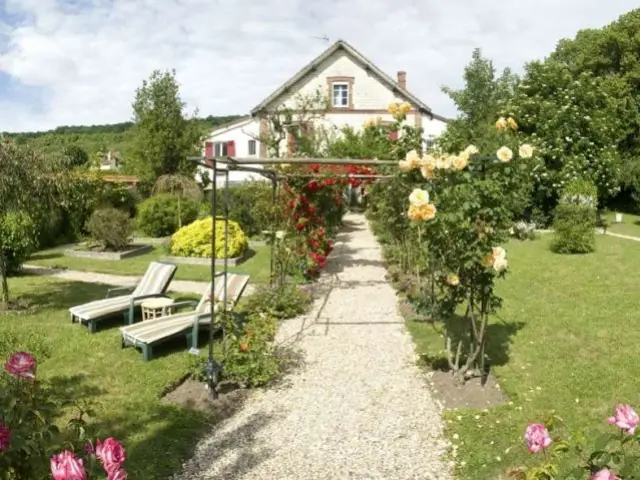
<box><xmin>169</xmin><ymin>217</ymin><xmax>249</xmax><ymax>259</ymax></box>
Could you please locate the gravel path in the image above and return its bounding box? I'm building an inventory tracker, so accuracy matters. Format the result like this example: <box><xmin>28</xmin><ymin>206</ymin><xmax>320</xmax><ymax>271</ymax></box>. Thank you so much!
<box><xmin>174</xmin><ymin>213</ymin><xmax>452</xmax><ymax>480</ymax></box>
<box><xmin>21</xmin><ymin>265</ymin><xmax>246</xmax><ymax>295</ymax></box>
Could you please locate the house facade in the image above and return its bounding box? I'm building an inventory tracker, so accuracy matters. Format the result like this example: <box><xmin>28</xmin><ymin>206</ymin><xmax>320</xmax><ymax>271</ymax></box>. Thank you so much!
<box><xmin>198</xmin><ymin>39</ymin><xmax>449</xmax><ymax>185</ymax></box>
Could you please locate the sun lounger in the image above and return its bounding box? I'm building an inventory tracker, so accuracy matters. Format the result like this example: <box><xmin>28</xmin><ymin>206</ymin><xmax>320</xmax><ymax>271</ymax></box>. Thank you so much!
<box><xmin>119</xmin><ymin>272</ymin><xmax>250</xmax><ymax>361</ymax></box>
<box><xmin>69</xmin><ymin>261</ymin><xmax>177</xmax><ymax>334</ymax></box>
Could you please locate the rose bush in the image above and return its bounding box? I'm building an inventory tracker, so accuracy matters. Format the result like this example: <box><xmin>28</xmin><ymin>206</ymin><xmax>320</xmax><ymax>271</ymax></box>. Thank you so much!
<box><xmin>511</xmin><ymin>404</ymin><xmax>640</xmax><ymax>479</ymax></box>
<box><xmin>0</xmin><ymin>351</ymin><xmax>128</xmax><ymax>479</ymax></box>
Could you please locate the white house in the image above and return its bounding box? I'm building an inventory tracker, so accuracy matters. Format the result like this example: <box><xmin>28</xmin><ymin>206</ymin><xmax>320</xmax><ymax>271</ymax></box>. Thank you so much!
<box><xmin>198</xmin><ymin>39</ymin><xmax>450</xmax><ymax>185</ymax></box>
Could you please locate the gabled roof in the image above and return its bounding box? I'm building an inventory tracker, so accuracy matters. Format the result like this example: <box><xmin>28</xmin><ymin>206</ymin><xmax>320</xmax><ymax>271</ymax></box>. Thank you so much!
<box><xmin>250</xmin><ymin>39</ymin><xmax>433</xmax><ymax>116</ymax></box>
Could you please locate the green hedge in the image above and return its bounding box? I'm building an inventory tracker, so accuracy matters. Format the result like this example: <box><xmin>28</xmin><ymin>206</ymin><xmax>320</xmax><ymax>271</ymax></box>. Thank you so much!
<box><xmin>550</xmin><ymin>180</ymin><xmax>597</xmax><ymax>254</ymax></box>
<box><xmin>136</xmin><ymin>194</ymin><xmax>200</xmax><ymax>238</ymax></box>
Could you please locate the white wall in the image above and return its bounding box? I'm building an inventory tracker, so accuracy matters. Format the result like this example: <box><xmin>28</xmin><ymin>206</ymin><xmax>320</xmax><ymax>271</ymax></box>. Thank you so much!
<box><xmin>197</xmin><ymin>118</ymin><xmax>269</xmax><ymax>185</ymax></box>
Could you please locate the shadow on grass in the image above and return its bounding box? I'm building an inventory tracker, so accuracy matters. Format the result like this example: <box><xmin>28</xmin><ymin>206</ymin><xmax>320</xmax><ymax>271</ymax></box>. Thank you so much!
<box><xmin>418</xmin><ymin>316</ymin><xmax>526</xmax><ymax>375</ymax></box>
<box><xmin>13</xmin><ymin>280</ymin><xmax>111</xmax><ymax>311</ymax></box>
<box><xmin>29</xmin><ymin>251</ymin><xmax>65</xmax><ymax>261</ymax></box>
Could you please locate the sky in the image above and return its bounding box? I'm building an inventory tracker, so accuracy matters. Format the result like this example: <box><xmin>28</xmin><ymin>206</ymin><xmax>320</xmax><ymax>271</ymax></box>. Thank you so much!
<box><xmin>0</xmin><ymin>0</ymin><xmax>638</xmax><ymax>133</ymax></box>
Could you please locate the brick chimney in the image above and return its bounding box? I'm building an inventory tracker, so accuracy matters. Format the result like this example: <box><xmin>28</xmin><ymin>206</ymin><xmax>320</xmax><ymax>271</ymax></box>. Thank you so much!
<box><xmin>397</xmin><ymin>71</ymin><xmax>407</xmax><ymax>90</ymax></box>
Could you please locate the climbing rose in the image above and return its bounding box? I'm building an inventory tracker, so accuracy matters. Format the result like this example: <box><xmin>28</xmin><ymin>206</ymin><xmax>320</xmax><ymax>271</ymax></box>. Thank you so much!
<box><xmin>519</xmin><ymin>144</ymin><xmax>534</xmax><ymax>159</ymax></box>
<box><xmin>524</xmin><ymin>423</ymin><xmax>552</xmax><ymax>453</ymax></box>
<box><xmin>51</xmin><ymin>451</ymin><xmax>86</xmax><ymax>480</ymax></box>
<box><xmin>408</xmin><ymin>188</ymin><xmax>429</xmax><ymax>207</ymax></box>
<box><xmin>4</xmin><ymin>351</ymin><xmax>36</xmax><ymax>379</ymax></box>
<box><xmin>0</xmin><ymin>423</ymin><xmax>11</xmax><ymax>451</ymax></box>
<box><xmin>607</xmin><ymin>404</ymin><xmax>639</xmax><ymax>434</ymax></box>
<box><xmin>496</xmin><ymin>146</ymin><xmax>513</xmax><ymax>163</ymax></box>
<box><xmin>96</xmin><ymin>437</ymin><xmax>126</xmax><ymax>472</ymax></box>
<box><xmin>591</xmin><ymin>469</ymin><xmax>620</xmax><ymax>480</ymax></box>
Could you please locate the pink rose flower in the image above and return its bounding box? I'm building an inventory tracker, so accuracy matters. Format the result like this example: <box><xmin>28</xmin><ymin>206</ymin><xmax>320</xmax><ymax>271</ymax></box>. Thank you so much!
<box><xmin>524</xmin><ymin>423</ymin><xmax>552</xmax><ymax>453</ymax></box>
<box><xmin>591</xmin><ymin>469</ymin><xmax>620</xmax><ymax>480</ymax></box>
<box><xmin>107</xmin><ymin>467</ymin><xmax>128</xmax><ymax>480</ymax></box>
<box><xmin>96</xmin><ymin>437</ymin><xmax>126</xmax><ymax>472</ymax></box>
<box><xmin>4</xmin><ymin>351</ymin><xmax>36</xmax><ymax>379</ymax></box>
<box><xmin>0</xmin><ymin>423</ymin><xmax>11</xmax><ymax>452</ymax></box>
<box><xmin>607</xmin><ymin>404</ymin><xmax>639</xmax><ymax>434</ymax></box>
<box><xmin>50</xmin><ymin>451</ymin><xmax>87</xmax><ymax>480</ymax></box>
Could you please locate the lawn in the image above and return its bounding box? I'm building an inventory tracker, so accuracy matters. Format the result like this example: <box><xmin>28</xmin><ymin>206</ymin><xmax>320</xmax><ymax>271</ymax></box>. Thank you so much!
<box><xmin>408</xmin><ymin>234</ymin><xmax>640</xmax><ymax>479</ymax></box>
<box><xmin>601</xmin><ymin>210</ymin><xmax>640</xmax><ymax>238</ymax></box>
<box><xmin>28</xmin><ymin>243</ymin><xmax>272</xmax><ymax>284</ymax></box>
<box><xmin>0</xmin><ymin>275</ymin><xmax>221</xmax><ymax>478</ymax></box>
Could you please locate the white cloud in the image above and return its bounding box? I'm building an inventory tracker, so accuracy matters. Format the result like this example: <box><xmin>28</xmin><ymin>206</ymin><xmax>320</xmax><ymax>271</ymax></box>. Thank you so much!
<box><xmin>0</xmin><ymin>0</ymin><xmax>637</xmax><ymax>132</ymax></box>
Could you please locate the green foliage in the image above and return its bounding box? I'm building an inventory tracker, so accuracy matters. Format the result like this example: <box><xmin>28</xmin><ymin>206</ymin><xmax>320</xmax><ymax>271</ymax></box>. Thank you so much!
<box><xmin>439</xmin><ymin>48</ymin><xmax>519</xmax><ymax>154</ymax></box>
<box><xmin>127</xmin><ymin>70</ymin><xmax>203</xmax><ymax>191</ymax></box>
<box><xmin>62</xmin><ymin>144</ymin><xmax>89</xmax><ymax>168</ymax></box>
<box><xmin>0</xmin><ymin>212</ymin><xmax>37</xmax><ymax>277</ymax></box>
<box><xmin>243</xmin><ymin>283</ymin><xmax>312</xmax><ymax>319</ymax></box>
<box><xmin>86</xmin><ymin>207</ymin><xmax>133</xmax><ymax>251</ymax></box>
<box><xmin>137</xmin><ymin>194</ymin><xmax>199</xmax><ymax>237</ymax></box>
<box><xmin>98</xmin><ymin>183</ymin><xmax>140</xmax><ymax>217</ymax></box>
<box><xmin>208</xmin><ymin>182</ymin><xmax>275</xmax><ymax>237</ymax></box>
<box><xmin>550</xmin><ymin>179</ymin><xmax>597</xmax><ymax>254</ymax></box>
<box><xmin>169</xmin><ymin>217</ymin><xmax>248</xmax><ymax>259</ymax></box>
<box><xmin>0</xmin><ymin>329</ymin><xmax>50</xmax><ymax>364</ymax></box>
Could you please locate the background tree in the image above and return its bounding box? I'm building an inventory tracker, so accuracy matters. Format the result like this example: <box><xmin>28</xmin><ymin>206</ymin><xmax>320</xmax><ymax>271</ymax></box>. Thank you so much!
<box><xmin>152</xmin><ymin>174</ymin><xmax>203</xmax><ymax>229</ymax></box>
<box><xmin>0</xmin><ymin>139</ymin><xmax>73</xmax><ymax>307</ymax></box>
<box><xmin>127</xmin><ymin>70</ymin><xmax>203</xmax><ymax>194</ymax></box>
<box><xmin>438</xmin><ymin>48</ymin><xmax>518</xmax><ymax>154</ymax></box>
<box><xmin>62</xmin><ymin>144</ymin><xmax>89</xmax><ymax>169</ymax></box>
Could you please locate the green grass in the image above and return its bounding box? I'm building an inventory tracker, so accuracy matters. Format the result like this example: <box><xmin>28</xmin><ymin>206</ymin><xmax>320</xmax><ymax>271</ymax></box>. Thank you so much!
<box><xmin>0</xmin><ymin>275</ymin><xmax>217</xmax><ymax>478</ymax></box>
<box><xmin>28</xmin><ymin>244</ymin><xmax>272</xmax><ymax>284</ymax></box>
<box><xmin>407</xmin><ymin>234</ymin><xmax>640</xmax><ymax>479</ymax></box>
<box><xmin>601</xmin><ymin>210</ymin><xmax>640</xmax><ymax>238</ymax></box>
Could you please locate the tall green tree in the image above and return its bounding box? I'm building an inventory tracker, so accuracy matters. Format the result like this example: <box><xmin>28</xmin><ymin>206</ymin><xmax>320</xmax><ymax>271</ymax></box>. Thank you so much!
<box><xmin>438</xmin><ymin>49</ymin><xmax>518</xmax><ymax>154</ymax></box>
<box><xmin>0</xmin><ymin>139</ymin><xmax>73</xmax><ymax>306</ymax></box>
<box><xmin>128</xmin><ymin>70</ymin><xmax>203</xmax><ymax>193</ymax></box>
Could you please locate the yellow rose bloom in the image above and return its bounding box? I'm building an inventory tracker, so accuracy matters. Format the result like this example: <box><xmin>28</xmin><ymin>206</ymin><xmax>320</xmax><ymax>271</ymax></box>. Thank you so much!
<box><xmin>422</xmin><ymin>203</ymin><xmax>437</xmax><ymax>220</ymax></box>
<box><xmin>452</xmin><ymin>155</ymin><xmax>468</xmax><ymax>171</ymax></box>
<box><xmin>463</xmin><ymin>145</ymin><xmax>479</xmax><ymax>156</ymax></box>
<box><xmin>435</xmin><ymin>157</ymin><xmax>446</xmax><ymax>170</ymax></box>
<box><xmin>387</xmin><ymin>102</ymin><xmax>399</xmax><ymax>115</ymax></box>
<box><xmin>519</xmin><ymin>144</ymin><xmax>534</xmax><ymax>159</ymax></box>
<box><xmin>496</xmin><ymin>117</ymin><xmax>508</xmax><ymax>131</ymax></box>
<box><xmin>364</xmin><ymin>118</ymin><xmax>375</xmax><ymax>127</ymax></box>
<box><xmin>507</xmin><ymin>117</ymin><xmax>518</xmax><ymax>131</ymax></box>
<box><xmin>420</xmin><ymin>154</ymin><xmax>436</xmax><ymax>167</ymax></box>
<box><xmin>409</xmin><ymin>188</ymin><xmax>429</xmax><ymax>207</ymax></box>
<box><xmin>446</xmin><ymin>273</ymin><xmax>460</xmax><ymax>286</ymax></box>
<box><xmin>405</xmin><ymin>150</ymin><xmax>421</xmax><ymax>169</ymax></box>
<box><xmin>421</xmin><ymin>164</ymin><xmax>436</xmax><ymax>180</ymax></box>
<box><xmin>496</xmin><ymin>146</ymin><xmax>513</xmax><ymax>163</ymax></box>
<box><xmin>492</xmin><ymin>246</ymin><xmax>507</xmax><ymax>260</ymax></box>
<box><xmin>407</xmin><ymin>205</ymin><xmax>422</xmax><ymax>222</ymax></box>
<box><xmin>493</xmin><ymin>256</ymin><xmax>508</xmax><ymax>272</ymax></box>
<box><xmin>398</xmin><ymin>160</ymin><xmax>412</xmax><ymax>172</ymax></box>
<box><xmin>400</xmin><ymin>101</ymin><xmax>411</xmax><ymax>114</ymax></box>
<box><xmin>481</xmin><ymin>254</ymin><xmax>494</xmax><ymax>267</ymax></box>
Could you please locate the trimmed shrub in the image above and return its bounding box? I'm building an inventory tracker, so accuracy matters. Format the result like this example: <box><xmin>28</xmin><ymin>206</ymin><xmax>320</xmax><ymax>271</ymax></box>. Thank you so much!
<box><xmin>86</xmin><ymin>208</ymin><xmax>133</xmax><ymax>251</ymax></box>
<box><xmin>169</xmin><ymin>217</ymin><xmax>248</xmax><ymax>258</ymax></box>
<box><xmin>137</xmin><ymin>194</ymin><xmax>199</xmax><ymax>238</ymax></box>
<box><xmin>551</xmin><ymin>180</ymin><xmax>597</xmax><ymax>254</ymax></box>
<box><xmin>99</xmin><ymin>183</ymin><xmax>140</xmax><ymax>218</ymax></box>
<box><xmin>203</xmin><ymin>182</ymin><xmax>275</xmax><ymax>237</ymax></box>
<box><xmin>0</xmin><ymin>212</ymin><xmax>37</xmax><ymax>276</ymax></box>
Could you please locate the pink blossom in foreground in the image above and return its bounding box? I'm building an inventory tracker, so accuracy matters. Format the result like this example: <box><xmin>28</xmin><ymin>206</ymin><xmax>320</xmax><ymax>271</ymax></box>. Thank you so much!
<box><xmin>50</xmin><ymin>451</ymin><xmax>86</xmax><ymax>480</ymax></box>
<box><xmin>96</xmin><ymin>437</ymin><xmax>126</xmax><ymax>472</ymax></box>
<box><xmin>523</xmin><ymin>423</ymin><xmax>552</xmax><ymax>453</ymax></box>
<box><xmin>0</xmin><ymin>423</ymin><xmax>11</xmax><ymax>451</ymax></box>
<box><xmin>591</xmin><ymin>468</ymin><xmax>620</xmax><ymax>480</ymax></box>
<box><xmin>607</xmin><ymin>404</ymin><xmax>639</xmax><ymax>434</ymax></box>
<box><xmin>107</xmin><ymin>467</ymin><xmax>128</xmax><ymax>480</ymax></box>
<box><xmin>4</xmin><ymin>351</ymin><xmax>36</xmax><ymax>379</ymax></box>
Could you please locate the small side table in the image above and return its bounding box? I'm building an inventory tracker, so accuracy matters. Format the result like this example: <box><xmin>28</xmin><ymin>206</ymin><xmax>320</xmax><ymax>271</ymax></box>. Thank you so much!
<box><xmin>141</xmin><ymin>298</ymin><xmax>174</xmax><ymax>321</ymax></box>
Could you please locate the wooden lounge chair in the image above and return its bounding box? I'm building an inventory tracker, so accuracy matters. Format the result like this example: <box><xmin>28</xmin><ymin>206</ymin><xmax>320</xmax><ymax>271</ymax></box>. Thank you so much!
<box><xmin>69</xmin><ymin>261</ymin><xmax>177</xmax><ymax>334</ymax></box>
<box><xmin>119</xmin><ymin>272</ymin><xmax>250</xmax><ymax>361</ymax></box>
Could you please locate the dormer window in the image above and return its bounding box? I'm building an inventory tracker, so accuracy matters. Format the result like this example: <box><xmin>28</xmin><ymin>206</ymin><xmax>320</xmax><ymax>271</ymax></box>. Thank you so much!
<box><xmin>327</xmin><ymin>76</ymin><xmax>354</xmax><ymax>109</ymax></box>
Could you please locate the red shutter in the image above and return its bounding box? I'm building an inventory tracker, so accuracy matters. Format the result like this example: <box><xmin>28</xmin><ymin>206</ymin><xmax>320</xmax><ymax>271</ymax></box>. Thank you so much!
<box><xmin>204</xmin><ymin>141</ymin><xmax>213</xmax><ymax>158</ymax></box>
<box><xmin>227</xmin><ymin>141</ymin><xmax>236</xmax><ymax>157</ymax></box>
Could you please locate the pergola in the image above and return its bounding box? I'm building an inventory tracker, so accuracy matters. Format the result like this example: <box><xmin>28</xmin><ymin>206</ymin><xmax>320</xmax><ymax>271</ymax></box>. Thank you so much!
<box><xmin>187</xmin><ymin>146</ymin><xmax>396</xmax><ymax>397</ymax></box>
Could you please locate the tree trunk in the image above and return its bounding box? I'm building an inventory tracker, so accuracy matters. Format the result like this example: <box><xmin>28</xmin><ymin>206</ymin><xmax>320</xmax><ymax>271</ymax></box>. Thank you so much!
<box><xmin>0</xmin><ymin>243</ymin><xmax>9</xmax><ymax>306</ymax></box>
<box><xmin>177</xmin><ymin>196</ymin><xmax>182</xmax><ymax>229</ymax></box>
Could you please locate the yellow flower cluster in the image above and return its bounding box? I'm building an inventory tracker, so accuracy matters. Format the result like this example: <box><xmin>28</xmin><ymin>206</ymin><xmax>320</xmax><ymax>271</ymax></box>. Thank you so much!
<box><xmin>495</xmin><ymin>143</ymin><xmax>534</xmax><ymax>163</ymax></box>
<box><xmin>482</xmin><ymin>246</ymin><xmax>508</xmax><ymax>272</ymax></box>
<box><xmin>388</xmin><ymin>101</ymin><xmax>412</xmax><ymax>118</ymax></box>
<box><xmin>407</xmin><ymin>188</ymin><xmax>437</xmax><ymax>222</ymax></box>
<box><xmin>446</xmin><ymin>273</ymin><xmax>460</xmax><ymax>286</ymax></box>
<box><xmin>399</xmin><ymin>145</ymin><xmax>478</xmax><ymax>178</ymax></box>
<box><xmin>496</xmin><ymin>116</ymin><xmax>518</xmax><ymax>131</ymax></box>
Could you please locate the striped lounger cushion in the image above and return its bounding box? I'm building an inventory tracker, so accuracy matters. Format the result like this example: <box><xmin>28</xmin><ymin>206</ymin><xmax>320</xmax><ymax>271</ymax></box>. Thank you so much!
<box><xmin>69</xmin><ymin>262</ymin><xmax>176</xmax><ymax>322</ymax></box>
